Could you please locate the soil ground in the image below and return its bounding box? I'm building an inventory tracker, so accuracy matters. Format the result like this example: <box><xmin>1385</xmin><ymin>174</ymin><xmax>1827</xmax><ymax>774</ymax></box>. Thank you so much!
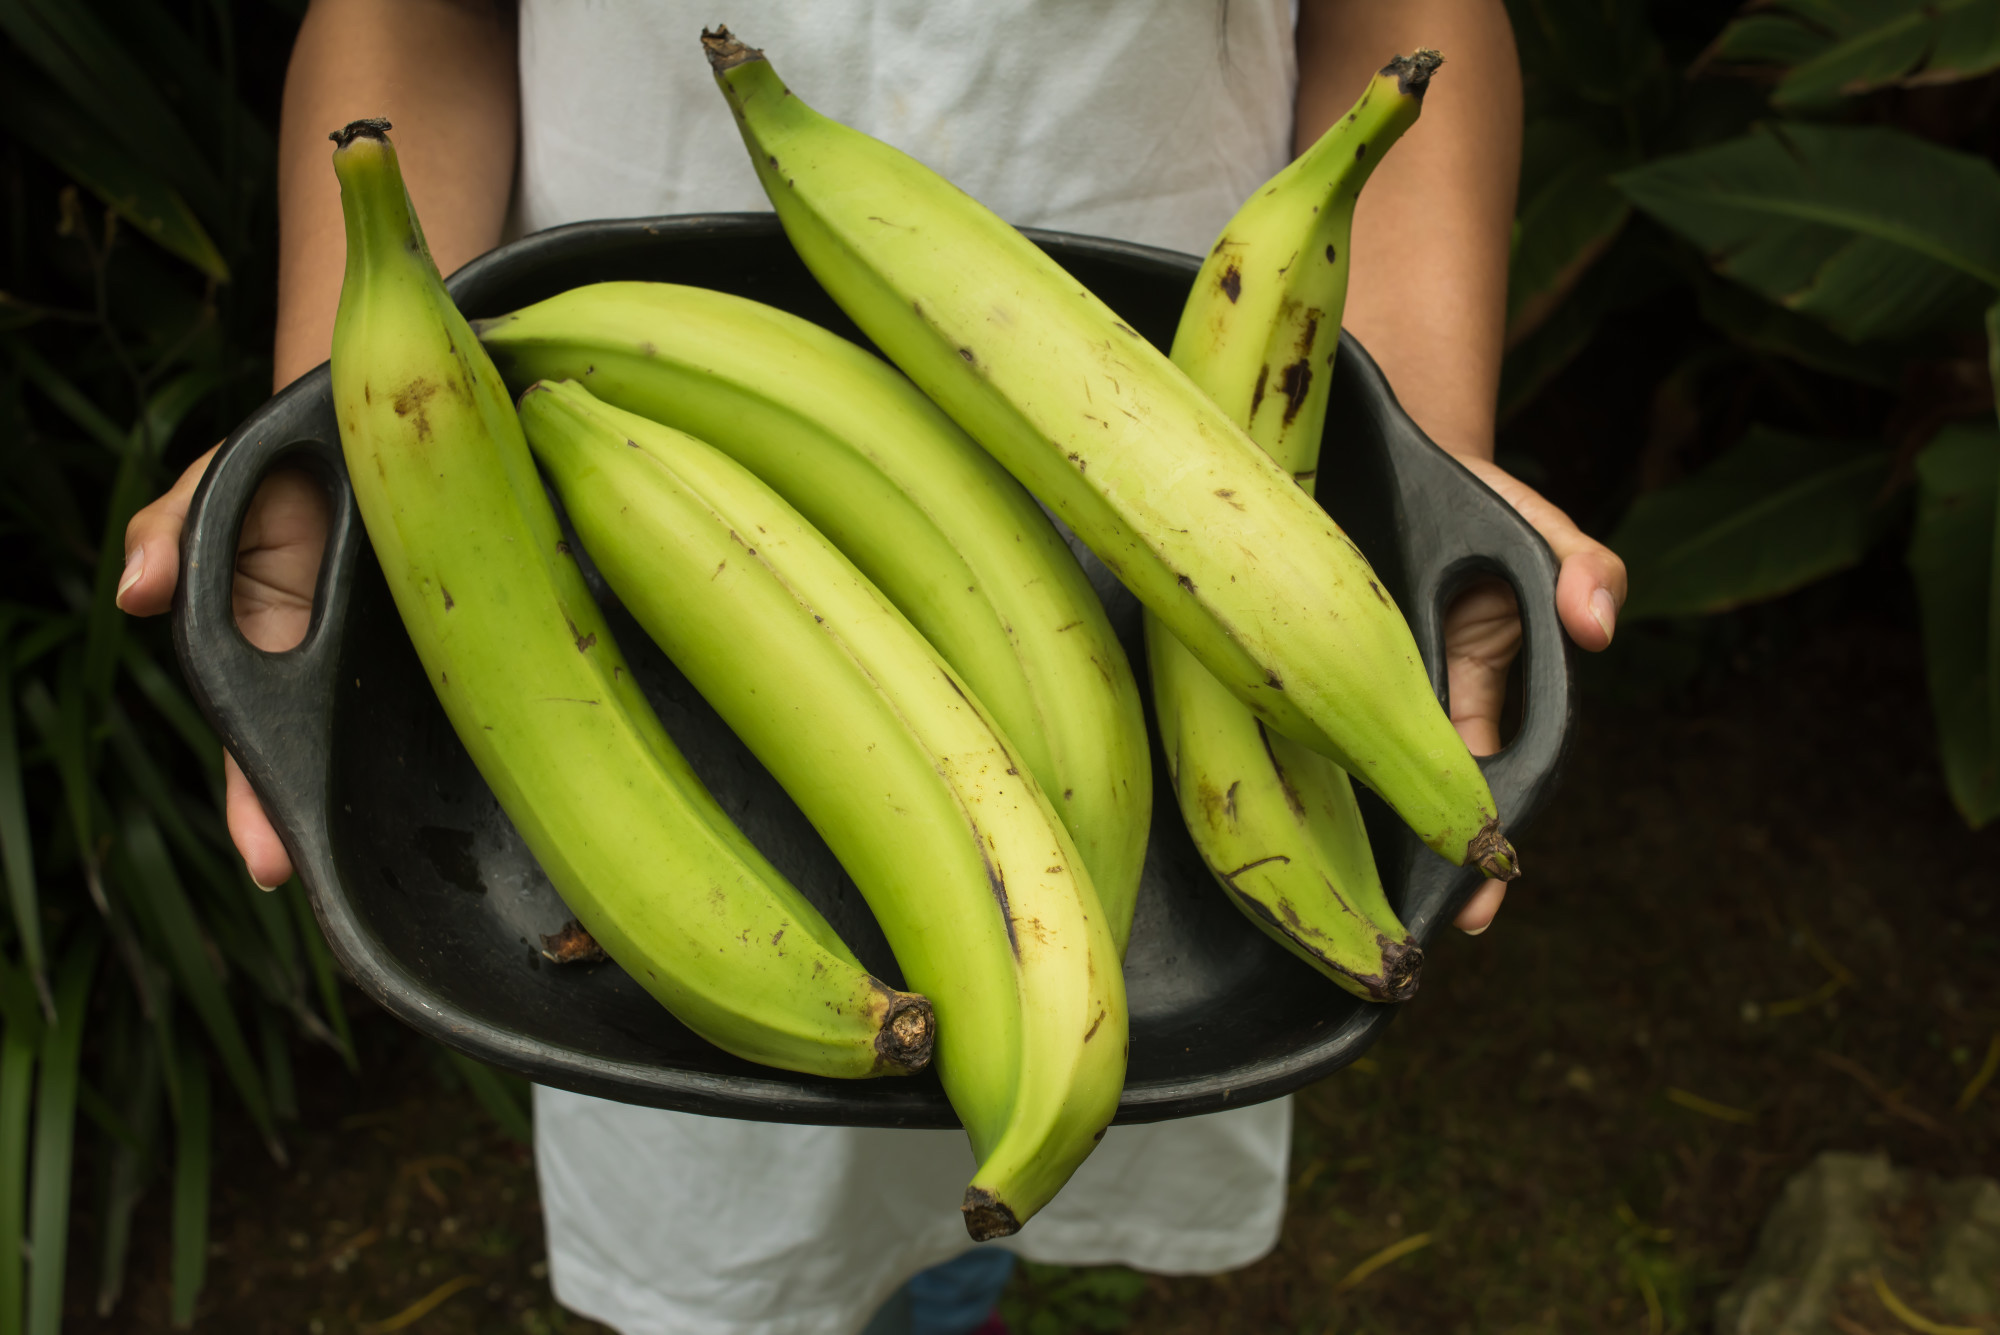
<box><xmin>68</xmin><ymin>579</ymin><xmax>2000</xmax><ymax>1334</ymax></box>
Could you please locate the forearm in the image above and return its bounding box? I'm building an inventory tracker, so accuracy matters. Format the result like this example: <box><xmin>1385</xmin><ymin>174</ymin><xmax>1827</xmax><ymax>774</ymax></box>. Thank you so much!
<box><xmin>1295</xmin><ymin>0</ymin><xmax>1521</xmax><ymax>460</ymax></box>
<box><xmin>274</xmin><ymin>0</ymin><xmax>519</xmax><ymax>390</ymax></box>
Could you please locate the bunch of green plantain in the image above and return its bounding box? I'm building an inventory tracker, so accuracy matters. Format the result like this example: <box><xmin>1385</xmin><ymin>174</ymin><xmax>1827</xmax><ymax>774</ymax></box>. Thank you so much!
<box><xmin>322</xmin><ymin>32</ymin><xmax>1515</xmax><ymax>1240</ymax></box>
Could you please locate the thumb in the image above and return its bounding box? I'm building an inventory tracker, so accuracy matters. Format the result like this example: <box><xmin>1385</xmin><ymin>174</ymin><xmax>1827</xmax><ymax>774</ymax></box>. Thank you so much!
<box><xmin>1455</xmin><ymin>454</ymin><xmax>1627</xmax><ymax>652</ymax></box>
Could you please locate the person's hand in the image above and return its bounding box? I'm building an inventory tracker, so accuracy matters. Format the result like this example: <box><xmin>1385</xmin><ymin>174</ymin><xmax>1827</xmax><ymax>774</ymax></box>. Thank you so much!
<box><xmin>118</xmin><ymin>447</ymin><xmax>330</xmax><ymax>889</ymax></box>
<box><xmin>1439</xmin><ymin>452</ymin><xmax>1625</xmax><ymax>934</ymax></box>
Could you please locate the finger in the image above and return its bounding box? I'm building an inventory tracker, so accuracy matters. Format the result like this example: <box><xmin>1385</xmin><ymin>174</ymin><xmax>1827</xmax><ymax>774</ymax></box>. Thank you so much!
<box><xmin>234</xmin><ymin>469</ymin><xmax>332</xmax><ymax>653</ymax></box>
<box><xmin>1452</xmin><ymin>454</ymin><xmax>1628</xmax><ymax>651</ymax></box>
<box><xmin>1443</xmin><ymin>577</ymin><xmax>1520</xmax><ymax>757</ymax></box>
<box><xmin>1453</xmin><ymin>878</ymin><xmax>1507</xmax><ymax>935</ymax></box>
<box><xmin>117</xmin><ymin>443</ymin><xmax>221</xmax><ymax>616</ymax></box>
<box><xmin>1555</xmin><ymin>544</ymin><xmax>1628</xmax><ymax>653</ymax></box>
<box><xmin>225</xmin><ymin>752</ymin><xmax>295</xmax><ymax>890</ymax></box>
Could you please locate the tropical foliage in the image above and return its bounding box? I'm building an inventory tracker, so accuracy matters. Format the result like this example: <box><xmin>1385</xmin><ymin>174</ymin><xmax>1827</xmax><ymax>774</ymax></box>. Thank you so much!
<box><xmin>1504</xmin><ymin>0</ymin><xmax>2000</xmax><ymax>827</ymax></box>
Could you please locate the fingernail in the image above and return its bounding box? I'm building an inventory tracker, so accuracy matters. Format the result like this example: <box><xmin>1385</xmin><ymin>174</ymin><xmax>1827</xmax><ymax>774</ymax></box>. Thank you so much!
<box><xmin>1461</xmin><ymin>922</ymin><xmax>1490</xmax><ymax>937</ymax></box>
<box><xmin>114</xmin><ymin>546</ymin><xmax>146</xmax><ymax>609</ymax></box>
<box><xmin>1589</xmin><ymin>586</ymin><xmax>1617</xmax><ymax>646</ymax></box>
<box><xmin>252</xmin><ymin>874</ymin><xmax>283</xmax><ymax>892</ymax></box>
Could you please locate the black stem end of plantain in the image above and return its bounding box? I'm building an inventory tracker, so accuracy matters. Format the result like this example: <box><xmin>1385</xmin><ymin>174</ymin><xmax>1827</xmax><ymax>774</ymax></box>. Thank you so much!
<box><xmin>1467</xmin><ymin>818</ymin><xmax>1521</xmax><ymax>882</ymax></box>
<box><xmin>1383</xmin><ymin>49</ymin><xmax>1444</xmax><ymax>100</ymax></box>
<box><xmin>962</xmin><ymin>1187</ymin><xmax>1022</xmax><ymax>1242</ymax></box>
<box><xmin>329</xmin><ymin>118</ymin><xmax>393</xmax><ymax>149</ymax></box>
<box><xmin>874</xmin><ymin>990</ymin><xmax>937</xmax><ymax>1075</ymax></box>
<box><xmin>701</xmin><ymin>26</ymin><xmax>764</xmax><ymax>73</ymax></box>
<box><xmin>1371</xmin><ymin>937</ymin><xmax>1424</xmax><ymax>1003</ymax></box>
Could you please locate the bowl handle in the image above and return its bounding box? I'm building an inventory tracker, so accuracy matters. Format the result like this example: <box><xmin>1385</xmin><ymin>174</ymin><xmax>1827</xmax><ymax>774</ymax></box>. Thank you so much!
<box><xmin>1385</xmin><ymin>434</ymin><xmax>1577</xmax><ymax>942</ymax></box>
<box><xmin>171</xmin><ymin>363</ymin><xmax>360</xmax><ymax>876</ymax></box>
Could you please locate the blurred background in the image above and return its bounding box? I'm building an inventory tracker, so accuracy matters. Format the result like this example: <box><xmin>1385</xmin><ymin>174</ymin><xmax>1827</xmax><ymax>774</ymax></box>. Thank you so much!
<box><xmin>0</xmin><ymin>0</ymin><xmax>1995</xmax><ymax>1331</ymax></box>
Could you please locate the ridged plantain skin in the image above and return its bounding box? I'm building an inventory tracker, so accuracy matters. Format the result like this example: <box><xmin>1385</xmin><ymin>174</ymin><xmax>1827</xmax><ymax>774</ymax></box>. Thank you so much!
<box><xmin>327</xmin><ymin>122</ymin><xmax>931</xmax><ymax>1079</ymax></box>
<box><xmin>473</xmin><ymin>283</ymin><xmax>1151</xmax><ymax>951</ymax></box>
<box><xmin>1150</xmin><ymin>54</ymin><xmax>1444</xmax><ymax>1002</ymax></box>
<box><xmin>517</xmin><ymin>380</ymin><xmax>1126</xmax><ymax>1240</ymax></box>
<box><xmin>702</xmin><ymin>29</ymin><xmax>1516</xmax><ymax>879</ymax></box>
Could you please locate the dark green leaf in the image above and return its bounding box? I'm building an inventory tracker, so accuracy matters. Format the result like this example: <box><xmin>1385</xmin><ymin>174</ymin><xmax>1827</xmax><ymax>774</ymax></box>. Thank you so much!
<box><xmin>6</xmin><ymin>336</ymin><xmax>129</xmax><ymax>458</ymax></box>
<box><xmin>1611</xmin><ymin>427</ymin><xmax>1897</xmax><ymax>618</ymax></box>
<box><xmin>1508</xmin><ymin>138</ymin><xmax>1633</xmax><ymax>346</ymax></box>
<box><xmin>113</xmin><ymin>810</ymin><xmax>280</xmax><ymax>1160</ymax></box>
<box><xmin>19</xmin><ymin>675</ymin><xmax>92</xmax><ymax>879</ymax></box>
<box><xmin>257</xmin><ymin>1008</ymin><xmax>296</xmax><ymax>1122</ymax></box>
<box><xmin>0</xmin><ymin>958</ymin><xmax>43</xmax><ymax>1046</ymax></box>
<box><xmin>1708</xmin><ymin>0</ymin><xmax>2000</xmax><ymax>108</ymax></box>
<box><xmin>1706</xmin><ymin>11</ymin><xmax>1836</xmax><ymax>69</ymax></box>
<box><xmin>0</xmin><ymin>57</ymin><xmax>229</xmax><ymax>282</ymax></box>
<box><xmin>1909</xmin><ymin>424</ymin><xmax>2000</xmax><ymax>826</ymax></box>
<box><xmin>1615</xmin><ymin>123</ymin><xmax>2000</xmax><ymax>343</ymax></box>
<box><xmin>27</xmin><ymin>932</ymin><xmax>100</xmax><ymax>1335</ymax></box>
<box><xmin>285</xmin><ymin>882</ymin><xmax>355</xmax><ymax>1070</ymax></box>
<box><xmin>0</xmin><ymin>1023</ymin><xmax>34</xmax><ymax>1335</ymax></box>
<box><xmin>169</xmin><ymin>1042</ymin><xmax>209</xmax><ymax>1328</ymax></box>
<box><xmin>92</xmin><ymin>0</ymin><xmax>275</xmax><ymax>178</ymax></box>
<box><xmin>90</xmin><ymin>992</ymin><xmax>160</xmax><ymax>1319</ymax></box>
<box><xmin>119</xmin><ymin>642</ymin><xmax>223</xmax><ymax>779</ymax></box>
<box><xmin>0</xmin><ymin>636</ymin><xmax>48</xmax><ymax>1013</ymax></box>
<box><xmin>1694</xmin><ymin>272</ymin><xmax>1903</xmax><ymax>387</ymax></box>
<box><xmin>75</xmin><ymin>1076</ymin><xmax>143</xmax><ymax>1154</ymax></box>
<box><xmin>0</xmin><ymin>0</ymin><xmax>227</xmax><ymax>223</ymax></box>
<box><xmin>441</xmin><ymin>1048</ymin><xmax>532</xmax><ymax>1144</ymax></box>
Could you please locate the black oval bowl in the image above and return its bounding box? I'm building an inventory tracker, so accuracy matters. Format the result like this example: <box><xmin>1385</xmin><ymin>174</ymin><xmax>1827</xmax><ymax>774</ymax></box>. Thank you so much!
<box><xmin>173</xmin><ymin>215</ymin><xmax>1573</xmax><ymax>1127</ymax></box>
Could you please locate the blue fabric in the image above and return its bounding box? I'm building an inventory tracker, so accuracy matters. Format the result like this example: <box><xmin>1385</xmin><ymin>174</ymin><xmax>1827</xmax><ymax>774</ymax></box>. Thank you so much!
<box><xmin>861</xmin><ymin>1249</ymin><xmax>1016</xmax><ymax>1335</ymax></box>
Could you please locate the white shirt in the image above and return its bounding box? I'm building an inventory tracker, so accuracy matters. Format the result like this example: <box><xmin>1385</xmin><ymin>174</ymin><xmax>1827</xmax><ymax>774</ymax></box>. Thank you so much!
<box><xmin>514</xmin><ymin>4</ymin><xmax>1301</xmax><ymax>1332</ymax></box>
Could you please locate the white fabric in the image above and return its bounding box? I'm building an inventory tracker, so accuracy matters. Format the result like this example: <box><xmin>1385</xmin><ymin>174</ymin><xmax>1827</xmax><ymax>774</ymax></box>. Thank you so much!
<box><xmin>535</xmin><ymin>1088</ymin><xmax>1292</xmax><ymax>1335</ymax></box>
<box><xmin>515</xmin><ymin>0</ymin><xmax>1299</xmax><ymax>256</ymax></box>
<box><xmin>513</xmin><ymin>3</ymin><xmax>1303</xmax><ymax>1332</ymax></box>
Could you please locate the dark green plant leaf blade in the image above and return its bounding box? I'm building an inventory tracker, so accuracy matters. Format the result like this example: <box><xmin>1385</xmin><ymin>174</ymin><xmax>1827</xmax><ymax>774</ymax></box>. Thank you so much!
<box><xmin>19</xmin><ymin>675</ymin><xmax>91</xmax><ymax>888</ymax></box>
<box><xmin>1611</xmin><ymin>427</ymin><xmax>1897</xmax><ymax>618</ymax></box>
<box><xmin>113</xmin><ymin>810</ymin><xmax>280</xmax><ymax>1160</ymax></box>
<box><xmin>27</xmin><ymin>932</ymin><xmax>100</xmax><ymax>1335</ymax></box>
<box><xmin>440</xmin><ymin>1048</ymin><xmax>532</xmax><ymax>1144</ymax></box>
<box><xmin>1705</xmin><ymin>10</ymin><xmax>1837</xmax><ymax>69</ymax></box>
<box><xmin>0</xmin><ymin>1022</ymin><xmax>35</xmax><ymax>1335</ymax></box>
<box><xmin>0</xmin><ymin>0</ymin><xmax>226</xmax><ymax>223</ymax></box>
<box><xmin>74</xmin><ymin>1078</ymin><xmax>142</xmax><ymax>1154</ymax></box>
<box><xmin>91</xmin><ymin>0</ymin><xmax>276</xmax><ymax>178</ymax></box>
<box><xmin>257</xmin><ymin>1008</ymin><xmax>296</xmax><ymax>1122</ymax></box>
<box><xmin>91</xmin><ymin>992</ymin><xmax>160</xmax><ymax>1319</ymax></box>
<box><xmin>1694</xmin><ymin>271</ymin><xmax>1903</xmax><ymax>387</ymax></box>
<box><xmin>5</xmin><ymin>336</ymin><xmax>129</xmax><ymax>458</ymax></box>
<box><xmin>1615</xmin><ymin>123</ymin><xmax>2000</xmax><ymax>343</ymax></box>
<box><xmin>0</xmin><ymin>58</ymin><xmax>229</xmax><ymax>282</ymax></box>
<box><xmin>285</xmin><ymin>883</ymin><xmax>355</xmax><ymax>1069</ymax></box>
<box><xmin>1909</xmin><ymin>424</ymin><xmax>2000</xmax><ymax>826</ymax></box>
<box><xmin>119</xmin><ymin>641</ymin><xmax>223</xmax><ymax>779</ymax></box>
<box><xmin>1508</xmin><ymin>123</ymin><xmax>1633</xmax><ymax>345</ymax></box>
<box><xmin>169</xmin><ymin>1042</ymin><xmax>209</xmax><ymax>1328</ymax></box>
<box><xmin>0</xmin><ymin>958</ymin><xmax>43</xmax><ymax>1045</ymax></box>
<box><xmin>0</xmin><ymin>632</ymin><xmax>48</xmax><ymax>1014</ymax></box>
<box><xmin>1710</xmin><ymin>0</ymin><xmax>2000</xmax><ymax>108</ymax></box>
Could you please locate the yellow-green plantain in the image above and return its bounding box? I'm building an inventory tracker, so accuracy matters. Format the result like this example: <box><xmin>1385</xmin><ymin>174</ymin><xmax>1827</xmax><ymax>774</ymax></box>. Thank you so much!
<box><xmin>517</xmin><ymin>378</ymin><xmax>1127</xmax><ymax>1241</ymax></box>
<box><xmin>474</xmin><ymin>282</ymin><xmax>1150</xmax><ymax>951</ymax></box>
<box><xmin>703</xmin><ymin>29</ymin><xmax>1518</xmax><ymax>880</ymax></box>
<box><xmin>327</xmin><ymin>120</ymin><xmax>931</xmax><ymax>1079</ymax></box>
<box><xmin>1150</xmin><ymin>53</ymin><xmax>1442</xmax><ymax>1002</ymax></box>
